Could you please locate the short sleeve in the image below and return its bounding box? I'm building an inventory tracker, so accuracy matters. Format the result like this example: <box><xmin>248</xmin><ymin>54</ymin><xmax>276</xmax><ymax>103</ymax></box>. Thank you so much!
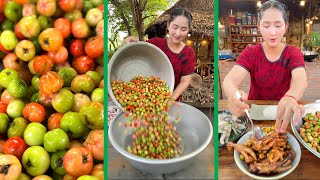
<box><xmin>181</xmin><ymin>46</ymin><xmax>196</xmax><ymax>76</ymax></box>
<box><xmin>147</xmin><ymin>37</ymin><xmax>161</xmax><ymax>47</ymax></box>
<box><xmin>288</xmin><ymin>47</ymin><xmax>305</xmax><ymax>70</ymax></box>
<box><xmin>236</xmin><ymin>46</ymin><xmax>252</xmax><ymax>72</ymax></box>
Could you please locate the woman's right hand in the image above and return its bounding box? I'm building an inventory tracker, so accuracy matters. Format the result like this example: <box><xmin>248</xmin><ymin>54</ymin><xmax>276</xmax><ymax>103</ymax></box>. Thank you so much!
<box><xmin>227</xmin><ymin>90</ymin><xmax>250</xmax><ymax>117</ymax></box>
<box><xmin>124</xmin><ymin>36</ymin><xmax>138</xmax><ymax>44</ymax></box>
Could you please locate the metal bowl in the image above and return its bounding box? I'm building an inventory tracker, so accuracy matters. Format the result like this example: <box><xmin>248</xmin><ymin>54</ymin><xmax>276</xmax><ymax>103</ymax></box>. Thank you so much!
<box><xmin>234</xmin><ymin>131</ymin><xmax>301</xmax><ymax>180</ymax></box>
<box><xmin>108</xmin><ymin>102</ymin><xmax>213</xmax><ymax>174</ymax></box>
<box><xmin>108</xmin><ymin>41</ymin><xmax>175</xmax><ymax>109</ymax></box>
<box><xmin>291</xmin><ymin>101</ymin><xmax>320</xmax><ymax>158</ymax></box>
<box><xmin>218</xmin><ymin>110</ymin><xmax>249</xmax><ymax>147</ymax></box>
<box><xmin>302</xmin><ymin>51</ymin><xmax>319</xmax><ymax>62</ymax></box>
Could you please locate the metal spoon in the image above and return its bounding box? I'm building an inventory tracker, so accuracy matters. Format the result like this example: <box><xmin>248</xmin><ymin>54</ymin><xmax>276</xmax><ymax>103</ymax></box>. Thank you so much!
<box><xmin>235</xmin><ymin>91</ymin><xmax>264</xmax><ymax>139</ymax></box>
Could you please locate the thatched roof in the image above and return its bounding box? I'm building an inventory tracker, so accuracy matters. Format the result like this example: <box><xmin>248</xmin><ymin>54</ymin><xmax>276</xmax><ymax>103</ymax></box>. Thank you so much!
<box><xmin>145</xmin><ymin>0</ymin><xmax>214</xmax><ymax>39</ymax></box>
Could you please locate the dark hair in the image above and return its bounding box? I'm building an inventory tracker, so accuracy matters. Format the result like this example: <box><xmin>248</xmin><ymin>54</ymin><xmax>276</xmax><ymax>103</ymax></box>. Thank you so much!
<box><xmin>258</xmin><ymin>0</ymin><xmax>288</xmax><ymax>23</ymax></box>
<box><xmin>168</xmin><ymin>8</ymin><xmax>193</xmax><ymax>29</ymax></box>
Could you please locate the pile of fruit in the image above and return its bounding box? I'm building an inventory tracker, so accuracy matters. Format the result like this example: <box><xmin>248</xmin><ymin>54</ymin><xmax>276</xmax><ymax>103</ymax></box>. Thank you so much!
<box><xmin>0</xmin><ymin>0</ymin><xmax>104</xmax><ymax>179</ymax></box>
<box><xmin>111</xmin><ymin>76</ymin><xmax>183</xmax><ymax>159</ymax></box>
<box><xmin>299</xmin><ymin>111</ymin><xmax>320</xmax><ymax>152</ymax></box>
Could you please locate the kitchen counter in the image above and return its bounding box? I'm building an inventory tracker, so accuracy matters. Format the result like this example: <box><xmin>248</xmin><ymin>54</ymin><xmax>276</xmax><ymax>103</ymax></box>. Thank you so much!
<box><xmin>218</xmin><ymin>100</ymin><xmax>320</xmax><ymax>179</ymax></box>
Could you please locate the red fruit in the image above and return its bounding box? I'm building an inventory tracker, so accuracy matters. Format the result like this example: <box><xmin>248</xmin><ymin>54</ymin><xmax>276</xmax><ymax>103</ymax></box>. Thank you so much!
<box><xmin>72</xmin><ymin>55</ymin><xmax>95</xmax><ymax>74</ymax></box>
<box><xmin>63</xmin><ymin>147</ymin><xmax>94</xmax><ymax>177</ymax></box>
<box><xmin>54</xmin><ymin>18</ymin><xmax>71</xmax><ymax>38</ymax></box>
<box><xmin>22</xmin><ymin>102</ymin><xmax>46</xmax><ymax>123</ymax></box>
<box><xmin>3</xmin><ymin>137</ymin><xmax>28</xmax><ymax>160</ymax></box>
<box><xmin>69</xmin><ymin>39</ymin><xmax>85</xmax><ymax>57</ymax></box>
<box><xmin>85</xmin><ymin>36</ymin><xmax>103</xmax><ymax>59</ymax></box>
<box><xmin>33</xmin><ymin>55</ymin><xmax>54</xmax><ymax>75</ymax></box>
<box><xmin>58</xmin><ymin>0</ymin><xmax>76</xmax><ymax>12</ymax></box>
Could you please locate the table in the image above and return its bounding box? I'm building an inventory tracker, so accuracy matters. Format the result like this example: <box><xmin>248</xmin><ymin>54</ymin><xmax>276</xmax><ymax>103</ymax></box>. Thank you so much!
<box><xmin>218</xmin><ymin>100</ymin><xmax>320</xmax><ymax>179</ymax></box>
<box><xmin>108</xmin><ymin>107</ymin><xmax>214</xmax><ymax>180</ymax></box>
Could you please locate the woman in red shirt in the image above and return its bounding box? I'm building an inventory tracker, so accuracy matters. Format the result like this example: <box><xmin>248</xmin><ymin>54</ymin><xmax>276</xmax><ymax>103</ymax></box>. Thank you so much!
<box><xmin>125</xmin><ymin>8</ymin><xmax>196</xmax><ymax>101</ymax></box>
<box><xmin>223</xmin><ymin>0</ymin><xmax>308</xmax><ymax>133</ymax></box>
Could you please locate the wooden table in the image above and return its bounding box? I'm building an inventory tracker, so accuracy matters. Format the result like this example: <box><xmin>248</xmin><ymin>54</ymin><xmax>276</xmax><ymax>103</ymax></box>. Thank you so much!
<box><xmin>218</xmin><ymin>100</ymin><xmax>320</xmax><ymax>180</ymax></box>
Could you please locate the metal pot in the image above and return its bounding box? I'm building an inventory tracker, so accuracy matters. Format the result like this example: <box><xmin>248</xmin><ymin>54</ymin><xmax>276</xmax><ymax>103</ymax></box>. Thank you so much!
<box><xmin>108</xmin><ymin>41</ymin><xmax>175</xmax><ymax>110</ymax></box>
<box><xmin>108</xmin><ymin>102</ymin><xmax>213</xmax><ymax>174</ymax></box>
<box><xmin>301</xmin><ymin>51</ymin><xmax>319</xmax><ymax>62</ymax></box>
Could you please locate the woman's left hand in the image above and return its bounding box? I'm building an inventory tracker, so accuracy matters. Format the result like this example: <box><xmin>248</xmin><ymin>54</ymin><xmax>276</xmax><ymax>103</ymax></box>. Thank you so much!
<box><xmin>275</xmin><ymin>97</ymin><xmax>304</xmax><ymax>133</ymax></box>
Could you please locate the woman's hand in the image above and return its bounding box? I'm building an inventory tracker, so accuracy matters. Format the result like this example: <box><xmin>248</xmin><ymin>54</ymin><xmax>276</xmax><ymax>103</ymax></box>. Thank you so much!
<box><xmin>124</xmin><ymin>36</ymin><xmax>138</xmax><ymax>44</ymax></box>
<box><xmin>275</xmin><ymin>97</ymin><xmax>304</xmax><ymax>133</ymax></box>
<box><xmin>227</xmin><ymin>90</ymin><xmax>250</xmax><ymax>117</ymax></box>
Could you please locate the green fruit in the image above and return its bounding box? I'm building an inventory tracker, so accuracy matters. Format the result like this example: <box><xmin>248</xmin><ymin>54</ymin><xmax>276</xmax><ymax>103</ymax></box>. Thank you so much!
<box><xmin>0</xmin><ymin>113</ymin><xmax>9</xmax><ymax>134</ymax></box>
<box><xmin>7</xmin><ymin>117</ymin><xmax>28</xmax><ymax>138</ymax></box>
<box><xmin>79</xmin><ymin>102</ymin><xmax>103</xmax><ymax>129</ymax></box>
<box><xmin>23</xmin><ymin>122</ymin><xmax>47</xmax><ymax>146</ymax></box>
<box><xmin>44</xmin><ymin>128</ymin><xmax>69</xmax><ymax>152</ymax></box>
<box><xmin>60</xmin><ymin>112</ymin><xmax>89</xmax><ymax>138</ymax></box>
<box><xmin>0</xmin><ymin>68</ymin><xmax>9</xmax><ymax>83</ymax></box>
<box><xmin>58</xmin><ymin>67</ymin><xmax>77</xmax><ymax>87</ymax></box>
<box><xmin>50</xmin><ymin>150</ymin><xmax>67</xmax><ymax>175</ymax></box>
<box><xmin>7</xmin><ymin>78</ymin><xmax>28</xmax><ymax>98</ymax></box>
<box><xmin>52</xmin><ymin>88</ymin><xmax>74</xmax><ymax>113</ymax></box>
<box><xmin>7</xmin><ymin>99</ymin><xmax>25</xmax><ymax>118</ymax></box>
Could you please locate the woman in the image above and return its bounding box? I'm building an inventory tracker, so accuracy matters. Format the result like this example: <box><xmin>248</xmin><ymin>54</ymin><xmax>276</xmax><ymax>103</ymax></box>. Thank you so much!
<box><xmin>125</xmin><ymin>8</ymin><xmax>196</xmax><ymax>101</ymax></box>
<box><xmin>222</xmin><ymin>0</ymin><xmax>308</xmax><ymax>133</ymax></box>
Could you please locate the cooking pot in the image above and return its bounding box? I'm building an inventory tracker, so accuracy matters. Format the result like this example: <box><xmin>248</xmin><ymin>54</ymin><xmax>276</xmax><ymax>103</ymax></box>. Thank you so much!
<box><xmin>301</xmin><ymin>51</ymin><xmax>319</xmax><ymax>62</ymax></box>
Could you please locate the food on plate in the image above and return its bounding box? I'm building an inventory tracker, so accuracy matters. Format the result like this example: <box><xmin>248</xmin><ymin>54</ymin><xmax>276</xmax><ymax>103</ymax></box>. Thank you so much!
<box><xmin>218</xmin><ymin>112</ymin><xmax>246</xmax><ymax>145</ymax></box>
<box><xmin>227</xmin><ymin>130</ymin><xmax>295</xmax><ymax>174</ymax></box>
<box><xmin>299</xmin><ymin>111</ymin><xmax>320</xmax><ymax>152</ymax></box>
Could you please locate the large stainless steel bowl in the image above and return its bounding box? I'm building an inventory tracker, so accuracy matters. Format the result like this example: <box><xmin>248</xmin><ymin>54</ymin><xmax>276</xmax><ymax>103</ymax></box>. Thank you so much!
<box><xmin>291</xmin><ymin>101</ymin><xmax>320</xmax><ymax>158</ymax></box>
<box><xmin>108</xmin><ymin>102</ymin><xmax>213</xmax><ymax>174</ymax></box>
<box><xmin>108</xmin><ymin>41</ymin><xmax>175</xmax><ymax>110</ymax></box>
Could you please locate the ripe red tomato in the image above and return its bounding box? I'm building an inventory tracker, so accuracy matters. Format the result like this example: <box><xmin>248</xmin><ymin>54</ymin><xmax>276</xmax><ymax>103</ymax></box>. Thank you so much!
<box><xmin>33</xmin><ymin>55</ymin><xmax>54</xmax><ymax>75</ymax></box>
<box><xmin>48</xmin><ymin>46</ymin><xmax>68</xmax><ymax>64</ymax></box>
<box><xmin>69</xmin><ymin>39</ymin><xmax>85</xmax><ymax>57</ymax></box>
<box><xmin>39</xmin><ymin>71</ymin><xmax>64</xmax><ymax>95</ymax></box>
<box><xmin>72</xmin><ymin>55</ymin><xmax>95</xmax><ymax>74</ymax></box>
<box><xmin>84</xmin><ymin>36</ymin><xmax>103</xmax><ymax>59</ymax></box>
<box><xmin>0</xmin><ymin>100</ymin><xmax>7</xmax><ymax>113</ymax></box>
<box><xmin>22</xmin><ymin>102</ymin><xmax>46</xmax><ymax>123</ymax></box>
<box><xmin>47</xmin><ymin>112</ymin><xmax>63</xmax><ymax>130</ymax></box>
<box><xmin>63</xmin><ymin>147</ymin><xmax>94</xmax><ymax>177</ymax></box>
<box><xmin>39</xmin><ymin>28</ymin><xmax>64</xmax><ymax>51</ymax></box>
<box><xmin>3</xmin><ymin>137</ymin><xmax>28</xmax><ymax>160</ymax></box>
<box><xmin>54</xmin><ymin>18</ymin><xmax>71</xmax><ymax>38</ymax></box>
<box><xmin>58</xmin><ymin>0</ymin><xmax>76</xmax><ymax>12</ymax></box>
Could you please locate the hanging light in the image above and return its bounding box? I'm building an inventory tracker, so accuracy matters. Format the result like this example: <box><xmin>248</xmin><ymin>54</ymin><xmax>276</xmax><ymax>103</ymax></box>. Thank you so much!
<box><xmin>257</xmin><ymin>1</ymin><xmax>262</xmax><ymax>7</ymax></box>
<box><xmin>300</xmin><ymin>1</ymin><xmax>305</xmax><ymax>6</ymax></box>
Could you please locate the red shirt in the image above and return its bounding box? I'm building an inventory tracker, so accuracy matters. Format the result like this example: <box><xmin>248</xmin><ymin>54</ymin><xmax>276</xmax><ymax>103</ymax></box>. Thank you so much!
<box><xmin>147</xmin><ymin>37</ymin><xmax>196</xmax><ymax>89</ymax></box>
<box><xmin>236</xmin><ymin>44</ymin><xmax>305</xmax><ymax>100</ymax></box>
